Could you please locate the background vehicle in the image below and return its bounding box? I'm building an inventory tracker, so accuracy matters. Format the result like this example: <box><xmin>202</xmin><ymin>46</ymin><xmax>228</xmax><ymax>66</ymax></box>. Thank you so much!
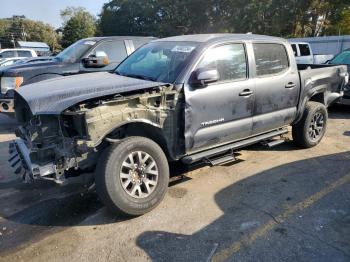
<box><xmin>0</xmin><ymin>57</ymin><xmax>53</xmax><ymax>68</ymax></box>
<box><xmin>10</xmin><ymin>34</ymin><xmax>348</xmax><ymax>216</ymax></box>
<box><xmin>12</xmin><ymin>56</ymin><xmax>54</xmax><ymax>65</ymax></box>
<box><xmin>0</xmin><ymin>57</ymin><xmax>25</xmax><ymax>67</ymax></box>
<box><xmin>289</xmin><ymin>41</ymin><xmax>333</xmax><ymax>64</ymax></box>
<box><xmin>0</xmin><ymin>48</ymin><xmax>37</xmax><ymax>59</ymax></box>
<box><xmin>290</xmin><ymin>42</ymin><xmax>314</xmax><ymax>64</ymax></box>
<box><xmin>328</xmin><ymin>48</ymin><xmax>350</xmax><ymax>105</ymax></box>
<box><xmin>0</xmin><ymin>36</ymin><xmax>156</xmax><ymax>113</ymax></box>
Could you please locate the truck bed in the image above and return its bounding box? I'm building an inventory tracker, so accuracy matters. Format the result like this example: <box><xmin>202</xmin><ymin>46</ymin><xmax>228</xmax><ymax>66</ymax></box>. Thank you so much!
<box><xmin>296</xmin><ymin>63</ymin><xmax>347</xmax><ymax>120</ymax></box>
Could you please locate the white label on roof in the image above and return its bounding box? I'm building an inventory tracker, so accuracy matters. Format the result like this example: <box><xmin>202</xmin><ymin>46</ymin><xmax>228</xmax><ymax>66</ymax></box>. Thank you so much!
<box><xmin>84</xmin><ymin>41</ymin><xmax>96</xmax><ymax>46</ymax></box>
<box><xmin>171</xmin><ymin>46</ymin><xmax>195</xmax><ymax>53</ymax></box>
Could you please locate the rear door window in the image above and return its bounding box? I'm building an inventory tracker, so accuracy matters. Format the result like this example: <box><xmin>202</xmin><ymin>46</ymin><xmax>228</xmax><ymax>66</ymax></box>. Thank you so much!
<box><xmin>93</xmin><ymin>41</ymin><xmax>128</xmax><ymax>62</ymax></box>
<box><xmin>253</xmin><ymin>43</ymin><xmax>289</xmax><ymax>76</ymax></box>
<box><xmin>299</xmin><ymin>44</ymin><xmax>311</xmax><ymax>56</ymax></box>
<box><xmin>0</xmin><ymin>51</ymin><xmax>16</xmax><ymax>58</ymax></box>
<box><xmin>17</xmin><ymin>50</ymin><xmax>33</xmax><ymax>57</ymax></box>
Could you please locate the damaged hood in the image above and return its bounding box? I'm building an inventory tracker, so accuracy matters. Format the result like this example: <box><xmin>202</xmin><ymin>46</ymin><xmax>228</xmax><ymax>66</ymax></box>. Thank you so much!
<box><xmin>16</xmin><ymin>72</ymin><xmax>166</xmax><ymax>115</ymax></box>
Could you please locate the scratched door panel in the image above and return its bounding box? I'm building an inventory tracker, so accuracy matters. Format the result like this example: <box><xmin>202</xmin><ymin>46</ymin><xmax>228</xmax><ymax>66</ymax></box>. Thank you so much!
<box><xmin>185</xmin><ymin>79</ymin><xmax>255</xmax><ymax>152</ymax></box>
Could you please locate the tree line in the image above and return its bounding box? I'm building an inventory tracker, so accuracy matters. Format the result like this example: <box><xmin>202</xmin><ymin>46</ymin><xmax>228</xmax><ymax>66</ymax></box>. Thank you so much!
<box><xmin>98</xmin><ymin>0</ymin><xmax>350</xmax><ymax>37</ymax></box>
<box><xmin>1</xmin><ymin>0</ymin><xmax>349</xmax><ymax>50</ymax></box>
<box><xmin>0</xmin><ymin>7</ymin><xmax>95</xmax><ymax>50</ymax></box>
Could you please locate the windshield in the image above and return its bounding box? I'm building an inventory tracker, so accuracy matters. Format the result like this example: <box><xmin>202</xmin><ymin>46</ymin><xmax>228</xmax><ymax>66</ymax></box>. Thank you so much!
<box><xmin>115</xmin><ymin>41</ymin><xmax>199</xmax><ymax>83</ymax></box>
<box><xmin>55</xmin><ymin>40</ymin><xmax>96</xmax><ymax>63</ymax></box>
<box><xmin>330</xmin><ymin>50</ymin><xmax>350</xmax><ymax>65</ymax></box>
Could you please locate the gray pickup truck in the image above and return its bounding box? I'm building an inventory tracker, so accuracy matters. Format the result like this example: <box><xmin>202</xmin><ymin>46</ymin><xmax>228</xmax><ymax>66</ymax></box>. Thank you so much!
<box><xmin>10</xmin><ymin>34</ymin><xmax>348</xmax><ymax>216</ymax></box>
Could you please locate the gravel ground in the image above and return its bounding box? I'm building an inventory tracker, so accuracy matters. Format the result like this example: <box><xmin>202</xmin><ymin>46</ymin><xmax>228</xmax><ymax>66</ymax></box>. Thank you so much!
<box><xmin>0</xmin><ymin>106</ymin><xmax>349</xmax><ymax>262</ymax></box>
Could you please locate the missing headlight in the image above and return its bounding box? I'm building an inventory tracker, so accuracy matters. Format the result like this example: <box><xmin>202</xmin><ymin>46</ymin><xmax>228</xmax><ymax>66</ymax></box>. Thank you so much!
<box><xmin>61</xmin><ymin>113</ymin><xmax>88</xmax><ymax>138</ymax></box>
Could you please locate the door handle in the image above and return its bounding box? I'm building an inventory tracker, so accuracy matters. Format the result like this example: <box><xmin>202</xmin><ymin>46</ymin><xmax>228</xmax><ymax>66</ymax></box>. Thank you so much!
<box><xmin>285</xmin><ymin>82</ymin><xmax>296</xmax><ymax>89</ymax></box>
<box><xmin>239</xmin><ymin>89</ymin><xmax>253</xmax><ymax>96</ymax></box>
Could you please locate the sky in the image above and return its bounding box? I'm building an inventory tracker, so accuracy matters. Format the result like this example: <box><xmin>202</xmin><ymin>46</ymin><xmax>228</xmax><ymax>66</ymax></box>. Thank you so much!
<box><xmin>0</xmin><ymin>0</ymin><xmax>107</xmax><ymax>28</ymax></box>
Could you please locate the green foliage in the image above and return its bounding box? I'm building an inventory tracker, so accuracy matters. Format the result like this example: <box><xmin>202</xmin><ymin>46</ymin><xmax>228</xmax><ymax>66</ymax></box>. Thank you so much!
<box><xmin>61</xmin><ymin>7</ymin><xmax>96</xmax><ymax>47</ymax></box>
<box><xmin>98</xmin><ymin>0</ymin><xmax>350</xmax><ymax>37</ymax></box>
<box><xmin>0</xmin><ymin>17</ymin><xmax>60</xmax><ymax>50</ymax></box>
<box><xmin>0</xmin><ymin>19</ymin><xmax>11</xmax><ymax>37</ymax></box>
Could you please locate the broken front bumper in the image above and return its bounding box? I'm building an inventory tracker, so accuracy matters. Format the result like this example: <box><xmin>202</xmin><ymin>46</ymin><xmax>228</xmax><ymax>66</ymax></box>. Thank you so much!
<box><xmin>9</xmin><ymin>139</ymin><xmax>56</xmax><ymax>183</ymax></box>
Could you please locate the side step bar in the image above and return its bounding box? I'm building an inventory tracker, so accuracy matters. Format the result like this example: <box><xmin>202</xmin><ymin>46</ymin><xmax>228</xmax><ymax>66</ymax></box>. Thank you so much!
<box><xmin>182</xmin><ymin>128</ymin><xmax>288</xmax><ymax>165</ymax></box>
<box><xmin>264</xmin><ymin>139</ymin><xmax>286</xmax><ymax>148</ymax></box>
<box><xmin>206</xmin><ymin>153</ymin><xmax>237</xmax><ymax>166</ymax></box>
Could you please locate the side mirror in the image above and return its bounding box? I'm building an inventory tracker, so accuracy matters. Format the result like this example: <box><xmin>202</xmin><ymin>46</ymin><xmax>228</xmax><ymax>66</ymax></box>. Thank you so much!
<box><xmin>83</xmin><ymin>51</ymin><xmax>109</xmax><ymax>68</ymax></box>
<box><xmin>190</xmin><ymin>69</ymin><xmax>219</xmax><ymax>86</ymax></box>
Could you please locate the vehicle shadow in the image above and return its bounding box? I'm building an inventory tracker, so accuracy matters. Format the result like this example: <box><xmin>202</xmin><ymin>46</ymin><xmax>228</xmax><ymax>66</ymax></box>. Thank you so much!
<box><xmin>0</xmin><ymin>150</ymin><xmax>192</xmax><ymax>255</ymax></box>
<box><xmin>0</xmin><ymin>142</ymin><xmax>349</xmax><ymax>257</ymax></box>
<box><xmin>328</xmin><ymin>104</ymin><xmax>350</xmax><ymax>120</ymax></box>
<box><xmin>136</xmin><ymin>152</ymin><xmax>350</xmax><ymax>261</ymax></box>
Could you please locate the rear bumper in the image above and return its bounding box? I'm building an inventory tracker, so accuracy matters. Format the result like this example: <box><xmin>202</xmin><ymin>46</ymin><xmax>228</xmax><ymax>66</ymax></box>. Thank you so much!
<box><xmin>9</xmin><ymin>139</ymin><xmax>56</xmax><ymax>183</ymax></box>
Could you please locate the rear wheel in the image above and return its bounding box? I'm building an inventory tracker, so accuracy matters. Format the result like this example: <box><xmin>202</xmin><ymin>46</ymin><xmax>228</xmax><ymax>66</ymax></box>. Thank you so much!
<box><xmin>292</xmin><ymin>101</ymin><xmax>328</xmax><ymax>148</ymax></box>
<box><xmin>95</xmin><ymin>136</ymin><xmax>169</xmax><ymax>216</ymax></box>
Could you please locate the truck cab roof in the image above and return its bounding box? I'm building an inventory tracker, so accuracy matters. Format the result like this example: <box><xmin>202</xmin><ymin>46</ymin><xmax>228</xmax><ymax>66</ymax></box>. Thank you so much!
<box><xmin>155</xmin><ymin>33</ymin><xmax>286</xmax><ymax>43</ymax></box>
<box><xmin>84</xmin><ymin>36</ymin><xmax>157</xmax><ymax>42</ymax></box>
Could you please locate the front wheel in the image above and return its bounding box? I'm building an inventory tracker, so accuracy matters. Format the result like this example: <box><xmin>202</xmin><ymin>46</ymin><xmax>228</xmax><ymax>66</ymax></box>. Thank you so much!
<box><xmin>292</xmin><ymin>101</ymin><xmax>328</xmax><ymax>148</ymax></box>
<box><xmin>95</xmin><ymin>136</ymin><xmax>169</xmax><ymax>216</ymax></box>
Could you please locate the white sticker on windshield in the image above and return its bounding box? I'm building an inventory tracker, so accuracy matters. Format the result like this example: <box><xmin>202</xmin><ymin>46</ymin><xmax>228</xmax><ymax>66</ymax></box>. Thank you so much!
<box><xmin>171</xmin><ymin>46</ymin><xmax>195</xmax><ymax>53</ymax></box>
<box><xmin>84</xmin><ymin>41</ymin><xmax>96</xmax><ymax>46</ymax></box>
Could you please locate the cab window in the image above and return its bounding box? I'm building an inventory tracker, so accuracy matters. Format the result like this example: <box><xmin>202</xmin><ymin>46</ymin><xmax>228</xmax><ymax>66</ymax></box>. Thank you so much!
<box><xmin>17</xmin><ymin>50</ymin><xmax>33</xmax><ymax>57</ymax></box>
<box><xmin>291</xmin><ymin>44</ymin><xmax>298</xmax><ymax>56</ymax></box>
<box><xmin>93</xmin><ymin>41</ymin><xmax>128</xmax><ymax>62</ymax></box>
<box><xmin>253</xmin><ymin>43</ymin><xmax>289</xmax><ymax>76</ymax></box>
<box><xmin>299</xmin><ymin>44</ymin><xmax>311</xmax><ymax>56</ymax></box>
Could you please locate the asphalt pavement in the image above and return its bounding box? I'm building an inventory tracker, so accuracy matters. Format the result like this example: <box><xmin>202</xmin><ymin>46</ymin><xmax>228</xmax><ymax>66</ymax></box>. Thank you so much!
<box><xmin>0</xmin><ymin>106</ymin><xmax>349</xmax><ymax>262</ymax></box>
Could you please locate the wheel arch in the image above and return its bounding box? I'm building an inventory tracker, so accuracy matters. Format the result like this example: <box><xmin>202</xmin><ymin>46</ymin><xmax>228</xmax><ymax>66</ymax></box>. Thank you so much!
<box><xmin>294</xmin><ymin>91</ymin><xmax>326</xmax><ymax>124</ymax></box>
<box><xmin>104</xmin><ymin>121</ymin><xmax>174</xmax><ymax>161</ymax></box>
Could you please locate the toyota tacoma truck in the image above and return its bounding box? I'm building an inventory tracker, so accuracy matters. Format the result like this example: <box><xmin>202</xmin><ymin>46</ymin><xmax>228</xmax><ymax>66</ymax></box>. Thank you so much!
<box><xmin>9</xmin><ymin>34</ymin><xmax>348</xmax><ymax>216</ymax></box>
<box><xmin>0</xmin><ymin>36</ymin><xmax>156</xmax><ymax>114</ymax></box>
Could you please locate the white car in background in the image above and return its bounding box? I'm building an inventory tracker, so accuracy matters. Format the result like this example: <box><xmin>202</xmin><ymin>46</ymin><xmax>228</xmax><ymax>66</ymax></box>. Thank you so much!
<box><xmin>290</xmin><ymin>42</ymin><xmax>314</xmax><ymax>64</ymax></box>
<box><xmin>0</xmin><ymin>48</ymin><xmax>37</xmax><ymax>60</ymax></box>
<box><xmin>289</xmin><ymin>41</ymin><xmax>334</xmax><ymax>64</ymax></box>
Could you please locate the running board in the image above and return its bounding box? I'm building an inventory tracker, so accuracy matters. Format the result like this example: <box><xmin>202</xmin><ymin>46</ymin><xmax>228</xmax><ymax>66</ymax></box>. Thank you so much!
<box><xmin>264</xmin><ymin>139</ymin><xmax>286</xmax><ymax>148</ymax></box>
<box><xmin>206</xmin><ymin>153</ymin><xmax>237</xmax><ymax>166</ymax></box>
<box><xmin>182</xmin><ymin>128</ymin><xmax>288</xmax><ymax>165</ymax></box>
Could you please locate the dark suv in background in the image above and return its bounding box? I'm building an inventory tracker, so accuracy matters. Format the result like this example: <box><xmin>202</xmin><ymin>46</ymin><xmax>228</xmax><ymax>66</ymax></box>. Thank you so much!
<box><xmin>0</xmin><ymin>36</ymin><xmax>156</xmax><ymax>114</ymax></box>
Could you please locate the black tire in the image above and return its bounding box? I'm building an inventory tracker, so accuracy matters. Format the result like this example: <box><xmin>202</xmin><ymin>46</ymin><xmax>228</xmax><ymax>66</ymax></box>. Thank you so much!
<box><xmin>292</xmin><ymin>101</ymin><xmax>328</xmax><ymax>148</ymax></box>
<box><xmin>95</xmin><ymin>136</ymin><xmax>169</xmax><ymax>216</ymax></box>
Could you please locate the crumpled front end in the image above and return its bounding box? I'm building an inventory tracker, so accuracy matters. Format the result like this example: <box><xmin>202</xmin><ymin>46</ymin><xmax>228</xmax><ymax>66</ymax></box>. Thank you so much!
<box><xmin>8</xmin><ymin>114</ymin><xmax>97</xmax><ymax>184</ymax></box>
